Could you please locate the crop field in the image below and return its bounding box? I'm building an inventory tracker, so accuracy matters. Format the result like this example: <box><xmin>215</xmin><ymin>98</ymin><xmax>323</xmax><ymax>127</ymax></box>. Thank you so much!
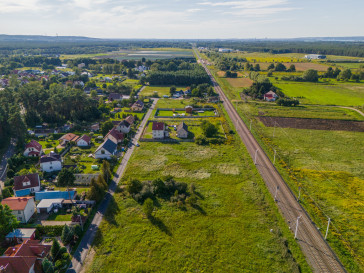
<box><xmin>61</xmin><ymin>48</ymin><xmax>193</xmax><ymax>60</ymax></box>
<box><xmin>140</xmin><ymin>86</ymin><xmax>188</xmax><ymax>97</ymax></box>
<box><xmin>254</xmin><ymin>104</ymin><xmax>364</xmax><ymax>121</ymax></box>
<box><xmin>87</xmin><ymin>125</ymin><xmax>311</xmax><ymax>272</ymax></box>
<box><xmin>272</xmin><ymin>80</ymin><xmax>364</xmax><ymax>106</ymax></box>
<box><xmin>330</xmin><ymin>62</ymin><xmax>364</xmax><ymax>69</ymax></box>
<box><xmin>225</xmin><ymin>99</ymin><xmax>364</xmax><ymax>271</ymax></box>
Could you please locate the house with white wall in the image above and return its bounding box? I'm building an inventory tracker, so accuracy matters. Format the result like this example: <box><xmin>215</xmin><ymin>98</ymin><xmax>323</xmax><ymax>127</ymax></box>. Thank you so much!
<box><xmin>23</xmin><ymin>140</ymin><xmax>43</xmax><ymax>157</ymax></box>
<box><xmin>1</xmin><ymin>197</ymin><xmax>36</xmax><ymax>223</ymax></box>
<box><xmin>94</xmin><ymin>139</ymin><xmax>117</xmax><ymax>159</ymax></box>
<box><xmin>40</xmin><ymin>152</ymin><xmax>62</xmax><ymax>172</ymax></box>
<box><xmin>13</xmin><ymin>173</ymin><xmax>41</xmax><ymax>197</ymax></box>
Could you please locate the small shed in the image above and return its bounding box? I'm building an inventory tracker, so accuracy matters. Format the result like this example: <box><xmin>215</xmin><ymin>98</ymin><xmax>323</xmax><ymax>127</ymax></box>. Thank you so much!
<box><xmin>37</xmin><ymin>198</ymin><xmax>64</xmax><ymax>213</ymax></box>
<box><xmin>185</xmin><ymin>106</ymin><xmax>193</xmax><ymax>114</ymax></box>
<box><xmin>6</xmin><ymin>228</ymin><xmax>36</xmax><ymax>242</ymax></box>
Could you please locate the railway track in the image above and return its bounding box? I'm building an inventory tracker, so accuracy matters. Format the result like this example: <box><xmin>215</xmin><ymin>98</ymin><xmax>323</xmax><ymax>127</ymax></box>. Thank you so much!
<box><xmin>195</xmin><ymin>49</ymin><xmax>346</xmax><ymax>273</ymax></box>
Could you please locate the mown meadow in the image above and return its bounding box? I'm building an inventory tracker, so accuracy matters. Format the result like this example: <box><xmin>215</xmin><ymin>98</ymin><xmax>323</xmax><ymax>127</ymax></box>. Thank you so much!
<box><xmin>86</xmin><ymin>102</ymin><xmax>311</xmax><ymax>273</ymax></box>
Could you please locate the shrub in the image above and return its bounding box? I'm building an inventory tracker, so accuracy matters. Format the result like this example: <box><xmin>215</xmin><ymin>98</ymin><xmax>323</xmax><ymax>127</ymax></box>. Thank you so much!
<box><xmin>195</xmin><ymin>135</ymin><xmax>208</xmax><ymax>145</ymax></box>
<box><xmin>143</xmin><ymin>198</ymin><xmax>154</xmax><ymax>218</ymax></box>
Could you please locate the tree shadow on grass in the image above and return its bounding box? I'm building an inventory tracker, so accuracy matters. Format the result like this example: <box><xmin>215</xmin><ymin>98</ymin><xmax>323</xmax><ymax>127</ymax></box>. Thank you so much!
<box><xmin>104</xmin><ymin>196</ymin><xmax>120</xmax><ymax>226</ymax></box>
<box><xmin>149</xmin><ymin>216</ymin><xmax>172</xmax><ymax>236</ymax></box>
<box><xmin>191</xmin><ymin>203</ymin><xmax>206</xmax><ymax>215</ymax></box>
<box><xmin>194</xmin><ymin>191</ymin><xmax>205</xmax><ymax>200</ymax></box>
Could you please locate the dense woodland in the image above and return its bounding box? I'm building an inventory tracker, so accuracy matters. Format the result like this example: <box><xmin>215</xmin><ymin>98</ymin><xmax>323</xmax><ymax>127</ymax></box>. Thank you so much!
<box><xmin>197</xmin><ymin>41</ymin><xmax>364</xmax><ymax>57</ymax></box>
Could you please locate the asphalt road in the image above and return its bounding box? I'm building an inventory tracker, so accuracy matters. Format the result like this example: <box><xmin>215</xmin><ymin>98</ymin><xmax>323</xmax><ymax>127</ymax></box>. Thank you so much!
<box><xmin>195</xmin><ymin>49</ymin><xmax>346</xmax><ymax>273</ymax></box>
<box><xmin>66</xmin><ymin>99</ymin><xmax>158</xmax><ymax>273</ymax></box>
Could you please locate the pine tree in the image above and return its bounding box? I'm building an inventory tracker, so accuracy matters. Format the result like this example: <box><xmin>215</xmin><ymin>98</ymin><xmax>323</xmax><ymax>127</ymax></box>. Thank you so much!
<box><xmin>101</xmin><ymin>160</ymin><xmax>112</xmax><ymax>183</ymax></box>
<box><xmin>51</xmin><ymin>238</ymin><xmax>61</xmax><ymax>261</ymax></box>
<box><xmin>61</xmin><ymin>224</ymin><xmax>70</xmax><ymax>244</ymax></box>
<box><xmin>42</xmin><ymin>257</ymin><xmax>54</xmax><ymax>273</ymax></box>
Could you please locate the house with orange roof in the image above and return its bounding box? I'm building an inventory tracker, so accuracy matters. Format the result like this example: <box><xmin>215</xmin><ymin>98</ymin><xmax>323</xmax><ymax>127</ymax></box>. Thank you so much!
<box><xmin>1</xmin><ymin>197</ymin><xmax>36</xmax><ymax>223</ymax></box>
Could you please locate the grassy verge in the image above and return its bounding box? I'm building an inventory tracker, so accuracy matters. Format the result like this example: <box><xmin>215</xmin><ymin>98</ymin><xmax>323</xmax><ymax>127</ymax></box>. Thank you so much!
<box><xmin>217</xmin><ymin>74</ymin><xmax>364</xmax><ymax>272</ymax></box>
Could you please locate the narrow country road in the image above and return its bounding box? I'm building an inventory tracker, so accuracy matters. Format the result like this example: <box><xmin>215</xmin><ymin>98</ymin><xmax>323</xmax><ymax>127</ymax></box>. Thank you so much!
<box><xmin>66</xmin><ymin>98</ymin><xmax>158</xmax><ymax>273</ymax></box>
<box><xmin>195</xmin><ymin>49</ymin><xmax>346</xmax><ymax>273</ymax></box>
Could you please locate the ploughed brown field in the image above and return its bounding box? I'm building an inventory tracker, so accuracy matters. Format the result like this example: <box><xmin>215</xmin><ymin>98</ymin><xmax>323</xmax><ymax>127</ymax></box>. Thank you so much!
<box><xmin>259</xmin><ymin>116</ymin><xmax>364</xmax><ymax>132</ymax></box>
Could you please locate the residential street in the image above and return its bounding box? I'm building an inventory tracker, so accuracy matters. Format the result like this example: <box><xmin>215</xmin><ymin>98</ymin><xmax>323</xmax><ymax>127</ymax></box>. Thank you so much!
<box><xmin>66</xmin><ymin>98</ymin><xmax>158</xmax><ymax>273</ymax></box>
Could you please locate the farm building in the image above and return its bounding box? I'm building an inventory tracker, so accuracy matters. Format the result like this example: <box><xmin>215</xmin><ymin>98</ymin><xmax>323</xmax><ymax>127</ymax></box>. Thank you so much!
<box><xmin>36</xmin><ymin>198</ymin><xmax>64</xmax><ymax>213</ymax></box>
<box><xmin>13</xmin><ymin>173</ymin><xmax>41</xmax><ymax>197</ymax></box>
<box><xmin>304</xmin><ymin>54</ymin><xmax>326</xmax><ymax>59</ymax></box>
<box><xmin>177</xmin><ymin>122</ymin><xmax>189</xmax><ymax>139</ymax></box>
<box><xmin>6</xmin><ymin>228</ymin><xmax>36</xmax><ymax>242</ymax></box>
<box><xmin>185</xmin><ymin>106</ymin><xmax>193</xmax><ymax>114</ymax></box>
<box><xmin>263</xmin><ymin>91</ymin><xmax>278</xmax><ymax>102</ymax></box>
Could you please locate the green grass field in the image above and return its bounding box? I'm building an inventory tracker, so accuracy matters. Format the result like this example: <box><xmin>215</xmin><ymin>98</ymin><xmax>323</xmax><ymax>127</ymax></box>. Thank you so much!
<box><xmin>140</xmin><ymin>86</ymin><xmax>187</xmax><ymax>97</ymax></box>
<box><xmin>87</xmin><ymin>111</ymin><xmax>311</xmax><ymax>272</ymax></box>
<box><xmin>252</xmin><ymin>103</ymin><xmax>364</xmax><ymax>121</ymax></box>
<box><xmin>272</xmin><ymin>80</ymin><xmax>364</xmax><ymax>106</ymax></box>
<box><xmin>222</xmin><ymin>94</ymin><xmax>364</xmax><ymax>272</ymax></box>
<box><xmin>156</xmin><ymin>109</ymin><xmax>216</xmax><ymax>117</ymax></box>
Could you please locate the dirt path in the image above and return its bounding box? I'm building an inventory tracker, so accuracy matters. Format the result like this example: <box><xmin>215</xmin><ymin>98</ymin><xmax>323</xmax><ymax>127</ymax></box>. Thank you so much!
<box><xmin>339</xmin><ymin>106</ymin><xmax>364</xmax><ymax>118</ymax></box>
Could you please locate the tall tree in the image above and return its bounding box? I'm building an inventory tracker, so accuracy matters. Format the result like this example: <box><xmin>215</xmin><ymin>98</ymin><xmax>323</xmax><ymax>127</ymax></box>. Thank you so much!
<box><xmin>57</xmin><ymin>168</ymin><xmax>75</xmax><ymax>187</ymax></box>
<box><xmin>0</xmin><ymin>204</ymin><xmax>19</xmax><ymax>241</ymax></box>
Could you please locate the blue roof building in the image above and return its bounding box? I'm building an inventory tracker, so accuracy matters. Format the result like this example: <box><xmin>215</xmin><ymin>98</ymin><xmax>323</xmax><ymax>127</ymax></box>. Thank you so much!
<box><xmin>35</xmin><ymin>190</ymin><xmax>76</xmax><ymax>201</ymax></box>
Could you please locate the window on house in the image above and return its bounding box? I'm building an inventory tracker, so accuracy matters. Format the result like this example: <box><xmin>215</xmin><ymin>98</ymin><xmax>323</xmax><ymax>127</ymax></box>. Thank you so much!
<box><xmin>101</xmin><ymin>150</ymin><xmax>105</xmax><ymax>154</ymax></box>
<box><xmin>18</xmin><ymin>210</ymin><xmax>21</xmax><ymax>214</ymax></box>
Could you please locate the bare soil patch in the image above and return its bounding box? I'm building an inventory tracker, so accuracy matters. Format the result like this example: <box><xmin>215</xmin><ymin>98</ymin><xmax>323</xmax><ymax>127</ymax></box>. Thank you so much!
<box><xmin>259</xmin><ymin>116</ymin><xmax>364</xmax><ymax>132</ymax></box>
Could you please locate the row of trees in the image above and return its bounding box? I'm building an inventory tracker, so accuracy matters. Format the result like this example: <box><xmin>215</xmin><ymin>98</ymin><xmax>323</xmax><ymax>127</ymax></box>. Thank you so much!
<box><xmin>146</xmin><ymin>67</ymin><xmax>210</xmax><ymax>86</ymax></box>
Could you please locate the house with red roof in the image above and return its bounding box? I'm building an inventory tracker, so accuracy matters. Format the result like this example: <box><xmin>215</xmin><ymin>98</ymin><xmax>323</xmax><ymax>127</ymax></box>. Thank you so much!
<box><xmin>105</xmin><ymin>128</ymin><xmax>125</xmax><ymax>144</ymax></box>
<box><xmin>76</xmin><ymin>134</ymin><xmax>91</xmax><ymax>147</ymax></box>
<box><xmin>152</xmin><ymin>122</ymin><xmax>169</xmax><ymax>139</ymax></box>
<box><xmin>1</xmin><ymin>197</ymin><xmax>36</xmax><ymax>223</ymax></box>
<box><xmin>263</xmin><ymin>91</ymin><xmax>278</xmax><ymax>102</ymax></box>
<box><xmin>125</xmin><ymin>115</ymin><xmax>135</xmax><ymax>126</ymax></box>
<box><xmin>13</xmin><ymin>174</ymin><xmax>41</xmax><ymax>197</ymax></box>
<box><xmin>0</xmin><ymin>240</ymin><xmax>51</xmax><ymax>273</ymax></box>
<box><xmin>59</xmin><ymin>133</ymin><xmax>79</xmax><ymax>146</ymax></box>
<box><xmin>23</xmin><ymin>140</ymin><xmax>42</xmax><ymax>157</ymax></box>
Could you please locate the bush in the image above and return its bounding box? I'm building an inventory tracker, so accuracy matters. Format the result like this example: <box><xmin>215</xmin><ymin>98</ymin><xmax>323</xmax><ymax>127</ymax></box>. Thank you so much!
<box><xmin>195</xmin><ymin>135</ymin><xmax>208</xmax><ymax>145</ymax></box>
<box><xmin>276</xmin><ymin>98</ymin><xmax>300</xmax><ymax>107</ymax></box>
<box><xmin>143</xmin><ymin>198</ymin><xmax>154</xmax><ymax>218</ymax></box>
<box><xmin>36</xmin><ymin>225</ymin><xmax>64</xmax><ymax>238</ymax></box>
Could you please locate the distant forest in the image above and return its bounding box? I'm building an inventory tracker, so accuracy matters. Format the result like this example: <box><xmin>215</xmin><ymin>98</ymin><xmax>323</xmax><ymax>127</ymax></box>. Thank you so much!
<box><xmin>196</xmin><ymin>41</ymin><xmax>364</xmax><ymax>57</ymax></box>
<box><xmin>0</xmin><ymin>40</ymin><xmax>191</xmax><ymax>56</ymax></box>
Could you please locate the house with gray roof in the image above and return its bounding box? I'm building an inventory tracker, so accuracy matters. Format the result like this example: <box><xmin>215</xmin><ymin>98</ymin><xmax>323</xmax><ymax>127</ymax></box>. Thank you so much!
<box><xmin>94</xmin><ymin>139</ymin><xmax>117</xmax><ymax>159</ymax></box>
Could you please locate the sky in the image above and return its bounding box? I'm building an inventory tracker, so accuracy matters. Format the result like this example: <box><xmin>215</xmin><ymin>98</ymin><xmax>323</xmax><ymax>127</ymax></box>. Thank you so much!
<box><xmin>0</xmin><ymin>0</ymin><xmax>363</xmax><ymax>39</ymax></box>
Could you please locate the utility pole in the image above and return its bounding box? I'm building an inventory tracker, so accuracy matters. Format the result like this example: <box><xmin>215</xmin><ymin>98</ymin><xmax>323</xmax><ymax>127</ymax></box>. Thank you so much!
<box><xmin>297</xmin><ymin>187</ymin><xmax>301</xmax><ymax>202</ymax></box>
<box><xmin>274</xmin><ymin>186</ymin><xmax>279</xmax><ymax>201</ymax></box>
<box><xmin>295</xmin><ymin>215</ymin><xmax>301</xmax><ymax>239</ymax></box>
<box><xmin>273</xmin><ymin>149</ymin><xmax>276</xmax><ymax>164</ymax></box>
<box><xmin>325</xmin><ymin>217</ymin><xmax>331</xmax><ymax>239</ymax></box>
<box><xmin>254</xmin><ymin>149</ymin><xmax>259</xmax><ymax>164</ymax></box>
<box><xmin>250</xmin><ymin>120</ymin><xmax>252</xmax><ymax>131</ymax></box>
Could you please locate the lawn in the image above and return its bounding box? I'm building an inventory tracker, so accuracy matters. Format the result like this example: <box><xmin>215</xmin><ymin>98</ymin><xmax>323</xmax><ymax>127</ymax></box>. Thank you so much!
<box><xmin>47</xmin><ymin>211</ymin><xmax>73</xmax><ymax>221</ymax></box>
<box><xmin>156</xmin><ymin>109</ymin><xmax>217</xmax><ymax>117</ymax></box>
<box><xmin>143</xmin><ymin>120</ymin><xmax>224</xmax><ymax>140</ymax></box>
<box><xmin>140</xmin><ymin>86</ymin><xmax>188</xmax><ymax>97</ymax></box>
<box><xmin>272</xmin><ymin>80</ymin><xmax>364</xmax><ymax>106</ymax></box>
<box><xmin>88</xmin><ymin>137</ymin><xmax>311</xmax><ymax>272</ymax></box>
